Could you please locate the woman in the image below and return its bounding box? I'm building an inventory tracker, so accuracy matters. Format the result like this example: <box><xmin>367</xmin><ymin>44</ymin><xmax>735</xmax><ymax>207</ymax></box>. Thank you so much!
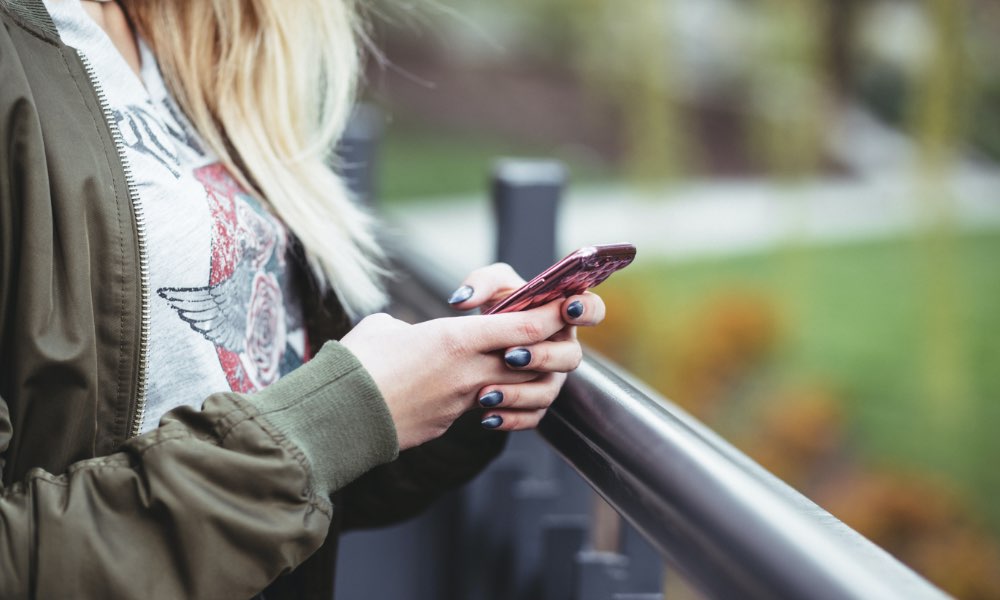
<box><xmin>0</xmin><ymin>0</ymin><xmax>605</xmax><ymax>597</ymax></box>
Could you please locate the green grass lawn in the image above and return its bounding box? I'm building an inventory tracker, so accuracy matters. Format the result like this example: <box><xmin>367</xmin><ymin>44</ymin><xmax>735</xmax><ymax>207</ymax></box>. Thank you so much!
<box><xmin>591</xmin><ymin>229</ymin><xmax>1000</xmax><ymax>530</ymax></box>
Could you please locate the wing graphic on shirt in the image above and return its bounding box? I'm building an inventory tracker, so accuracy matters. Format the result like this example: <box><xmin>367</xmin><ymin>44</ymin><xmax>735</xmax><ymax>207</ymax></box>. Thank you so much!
<box><xmin>113</xmin><ymin>104</ymin><xmax>182</xmax><ymax>178</ymax></box>
<box><xmin>156</xmin><ymin>260</ymin><xmax>254</xmax><ymax>353</ymax></box>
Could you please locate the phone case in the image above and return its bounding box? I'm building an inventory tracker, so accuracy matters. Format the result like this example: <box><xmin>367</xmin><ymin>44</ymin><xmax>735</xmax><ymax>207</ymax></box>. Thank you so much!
<box><xmin>484</xmin><ymin>243</ymin><xmax>636</xmax><ymax>314</ymax></box>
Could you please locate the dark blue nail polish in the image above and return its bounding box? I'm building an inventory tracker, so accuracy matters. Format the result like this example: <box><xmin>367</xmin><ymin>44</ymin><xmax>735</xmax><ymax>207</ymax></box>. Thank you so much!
<box><xmin>481</xmin><ymin>415</ymin><xmax>503</xmax><ymax>429</ymax></box>
<box><xmin>566</xmin><ymin>300</ymin><xmax>584</xmax><ymax>319</ymax></box>
<box><xmin>478</xmin><ymin>390</ymin><xmax>504</xmax><ymax>408</ymax></box>
<box><xmin>504</xmin><ymin>348</ymin><xmax>531</xmax><ymax>368</ymax></box>
<box><xmin>447</xmin><ymin>285</ymin><xmax>474</xmax><ymax>305</ymax></box>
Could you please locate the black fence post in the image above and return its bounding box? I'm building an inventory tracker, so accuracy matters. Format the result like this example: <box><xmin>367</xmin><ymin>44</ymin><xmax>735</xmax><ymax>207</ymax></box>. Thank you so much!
<box><xmin>453</xmin><ymin>159</ymin><xmax>575</xmax><ymax>600</ymax></box>
<box><xmin>492</xmin><ymin>159</ymin><xmax>564</xmax><ymax>279</ymax></box>
<box><xmin>490</xmin><ymin>159</ymin><xmax>666</xmax><ymax>600</ymax></box>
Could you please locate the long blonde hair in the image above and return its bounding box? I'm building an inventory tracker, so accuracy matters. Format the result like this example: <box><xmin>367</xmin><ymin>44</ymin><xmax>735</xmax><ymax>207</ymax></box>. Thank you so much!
<box><xmin>123</xmin><ymin>0</ymin><xmax>386</xmax><ymax>318</ymax></box>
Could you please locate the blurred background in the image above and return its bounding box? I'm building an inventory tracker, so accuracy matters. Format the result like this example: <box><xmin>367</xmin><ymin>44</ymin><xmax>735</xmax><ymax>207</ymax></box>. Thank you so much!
<box><xmin>356</xmin><ymin>1</ymin><xmax>1000</xmax><ymax>597</ymax></box>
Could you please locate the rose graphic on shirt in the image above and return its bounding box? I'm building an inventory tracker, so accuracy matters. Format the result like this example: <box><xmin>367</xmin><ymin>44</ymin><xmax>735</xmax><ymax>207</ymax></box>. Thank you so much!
<box><xmin>157</xmin><ymin>163</ymin><xmax>305</xmax><ymax>393</ymax></box>
<box><xmin>244</xmin><ymin>271</ymin><xmax>286</xmax><ymax>386</ymax></box>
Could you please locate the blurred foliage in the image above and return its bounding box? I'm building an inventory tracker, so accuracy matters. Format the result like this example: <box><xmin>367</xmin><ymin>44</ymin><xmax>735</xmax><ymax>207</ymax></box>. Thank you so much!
<box><xmin>370</xmin><ymin>0</ymin><xmax>1000</xmax><ymax>173</ymax></box>
<box><xmin>743</xmin><ymin>0</ymin><xmax>830</xmax><ymax>179</ymax></box>
<box><xmin>855</xmin><ymin>0</ymin><xmax>1000</xmax><ymax>161</ymax></box>
<box><xmin>910</xmin><ymin>0</ymin><xmax>970</xmax><ymax>437</ymax></box>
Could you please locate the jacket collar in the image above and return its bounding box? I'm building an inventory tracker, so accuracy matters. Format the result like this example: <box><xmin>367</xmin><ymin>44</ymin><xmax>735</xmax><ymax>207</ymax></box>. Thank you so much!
<box><xmin>1</xmin><ymin>0</ymin><xmax>60</xmax><ymax>39</ymax></box>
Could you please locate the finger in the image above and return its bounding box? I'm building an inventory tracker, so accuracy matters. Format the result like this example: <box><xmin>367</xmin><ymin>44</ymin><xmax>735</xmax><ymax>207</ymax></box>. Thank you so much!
<box><xmin>561</xmin><ymin>292</ymin><xmax>606</xmax><ymax>327</ymax></box>
<box><xmin>477</xmin><ymin>373</ymin><xmax>565</xmax><ymax>410</ymax></box>
<box><xmin>480</xmin><ymin>408</ymin><xmax>548</xmax><ymax>431</ymax></box>
<box><xmin>467</xmin><ymin>300</ymin><xmax>566</xmax><ymax>351</ymax></box>
<box><xmin>447</xmin><ymin>263</ymin><xmax>525</xmax><ymax>310</ymax></box>
<box><xmin>549</xmin><ymin>326</ymin><xmax>577</xmax><ymax>343</ymax></box>
<box><xmin>502</xmin><ymin>339</ymin><xmax>583</xmax><ymax>373</ymax></box>
<box><xmin>472</xmin><ymin>357</ymin><xmax>541</xmax><ymax>388</ymax></box>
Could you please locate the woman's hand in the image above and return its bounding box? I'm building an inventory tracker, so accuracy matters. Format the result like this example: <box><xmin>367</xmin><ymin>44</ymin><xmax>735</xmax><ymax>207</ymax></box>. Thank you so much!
<box><xmin>445</xmin><ymin>263</ymin><xmax>606</xmax><ymax>431</ymax></box>
<box><xmin>342</xmin><ymin>262</ymin><xmax>606</xmax><ymax>450</ymax></box>
<box><xmin>341</xmin><ymin>301</ymin><xmax>571</xmax><ymax>450</ymax></box>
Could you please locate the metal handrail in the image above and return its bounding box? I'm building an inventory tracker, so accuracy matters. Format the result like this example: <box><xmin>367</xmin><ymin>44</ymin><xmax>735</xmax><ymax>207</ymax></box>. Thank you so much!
<box><xmin>387</xmin><ymin>242</ymin><xmax>951</xmax><ymax>600</ymax></box>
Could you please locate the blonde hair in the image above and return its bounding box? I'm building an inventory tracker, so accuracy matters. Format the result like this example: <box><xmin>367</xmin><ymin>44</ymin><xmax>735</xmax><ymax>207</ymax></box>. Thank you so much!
<box><xmin>122</xmin><ymin>0</ymin><xmax>386</xmax><ymax>318</ymax></box>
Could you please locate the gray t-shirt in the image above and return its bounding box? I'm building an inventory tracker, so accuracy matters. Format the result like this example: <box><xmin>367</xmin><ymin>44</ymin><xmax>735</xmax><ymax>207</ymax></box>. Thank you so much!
<box><xmin>45</xmin><ymin>0</ymin><xmax>309</xmax><ymax>432</ymax></box>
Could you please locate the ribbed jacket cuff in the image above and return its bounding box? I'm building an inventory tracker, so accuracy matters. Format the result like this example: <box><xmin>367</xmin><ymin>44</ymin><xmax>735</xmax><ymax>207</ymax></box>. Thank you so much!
<box><xmin>243</xmin><ymin>340</ymin><xmax>399</xmax><ymax>497</ymax></box>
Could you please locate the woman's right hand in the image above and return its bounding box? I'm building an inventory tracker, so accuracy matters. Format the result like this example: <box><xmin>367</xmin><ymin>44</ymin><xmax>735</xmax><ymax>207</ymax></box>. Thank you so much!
<box><xmin>340</xmin><ymin>302</ymin><xmax>575</xmax><ymax>450</ymax></box>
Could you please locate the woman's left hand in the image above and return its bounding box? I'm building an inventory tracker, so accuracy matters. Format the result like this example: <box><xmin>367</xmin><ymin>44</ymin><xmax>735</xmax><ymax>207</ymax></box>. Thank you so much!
<box><xmin>446</xmin><ymin>262</ymin><xmax>606</xmax><ymax>431</ymax></box>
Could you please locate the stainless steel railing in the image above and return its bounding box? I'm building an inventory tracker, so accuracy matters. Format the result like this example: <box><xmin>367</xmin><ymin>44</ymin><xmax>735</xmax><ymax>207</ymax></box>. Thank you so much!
<box><xmin>388</xmin><ymin>240</ymin><xmax>951</xmax><ymax>600</ymax></box>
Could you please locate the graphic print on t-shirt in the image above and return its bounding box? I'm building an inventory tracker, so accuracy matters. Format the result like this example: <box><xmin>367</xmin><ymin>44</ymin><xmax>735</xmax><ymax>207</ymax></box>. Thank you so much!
<box><xmin>112</xmin><ymin>104</ymin><xmax>184</xmax><ymax>179</ymax></box>
<box><xmin>157</xmin><ymin>164</ymin><xmax>307</xmax><ymax>393</ymax></box>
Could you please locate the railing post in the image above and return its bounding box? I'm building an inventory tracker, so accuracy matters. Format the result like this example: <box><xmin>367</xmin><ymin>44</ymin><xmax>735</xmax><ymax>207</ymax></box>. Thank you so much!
<box><xmin>492</xmin><ymin>159</ymin><xmax>564</xmax><ymax>279</ymax></box>
<box><xmin>480</xmin><ymin>160</ymin><xmax>664</xmax><ymax>600</ymax></box>
<box><xmin>453</xmin><ymin>159</ymin><xmax>577</xmax><ymax>600</ymax></box>
<box><xmin>489</xmin><ymin>157</ymin><xmax>565</xmax><ymax>484</ymax></box>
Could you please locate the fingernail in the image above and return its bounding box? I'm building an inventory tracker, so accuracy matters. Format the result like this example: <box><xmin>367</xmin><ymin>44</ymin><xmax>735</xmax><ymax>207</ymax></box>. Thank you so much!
<box><xmin>447</xmin><ymin>285</ymin><xmax>474</xmax><ymax>305</ymax></box>
<box><xmin>504</xmin><ymin>348</ymin><xmax>531</xmax><ymax>368</ymax></box>
<box><xmin>481</xmin><ymin>415</ymin><xmax>503</xmax><ymax>429</ymax></box>
<box><xmin>566</xmin><ymin>300</ymin><xmax>584</xmax><ymax>319</ymax></box>
<box><xmin>478</xmin><ymin>390</ymin><xmax>504</xmax><ymax>408</ymax></box>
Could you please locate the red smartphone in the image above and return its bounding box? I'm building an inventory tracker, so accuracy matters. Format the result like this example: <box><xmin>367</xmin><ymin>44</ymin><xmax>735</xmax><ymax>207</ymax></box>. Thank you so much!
<box><xmin>484</xmin><ymin>243</ymin><xmax>636</xmax><ymax>315</ymax></box>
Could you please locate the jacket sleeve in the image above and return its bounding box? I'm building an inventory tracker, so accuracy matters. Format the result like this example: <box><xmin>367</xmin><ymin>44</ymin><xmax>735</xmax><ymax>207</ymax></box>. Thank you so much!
<box><xmin>0</xmin><ymin>342</ymin><xmax>399</xmax><ymax>599</ymax></box>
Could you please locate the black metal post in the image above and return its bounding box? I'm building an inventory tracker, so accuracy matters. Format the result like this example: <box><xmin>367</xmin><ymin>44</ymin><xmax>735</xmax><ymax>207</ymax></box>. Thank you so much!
<box><xmin>492</xmin><ymin>159</ymin><xmax>564</xmax><ymax>279</ymax></box>
<box><xmin>474</xmin><ymin>159</ymin><xmax>663</xmax><ymax>600</ymax></box>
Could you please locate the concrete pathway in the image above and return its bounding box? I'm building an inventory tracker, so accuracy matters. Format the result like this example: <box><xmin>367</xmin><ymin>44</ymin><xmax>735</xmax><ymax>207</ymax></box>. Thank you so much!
<box><xmin>383</xmin><ymin>171</ymin><xmax>1000</xmax><ymax>279</ymax></box>
<box><xmin>382</xmin><ymin>106</ymin><xmax>1000</xmax><ymax>279</ymax></box>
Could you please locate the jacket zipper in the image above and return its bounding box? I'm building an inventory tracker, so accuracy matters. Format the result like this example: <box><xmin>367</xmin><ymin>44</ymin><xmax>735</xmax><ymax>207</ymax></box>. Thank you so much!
<box><xmin>77</xmin><ymin>52</ymin><xmax>152</xmax><ymax>438</ymax></box>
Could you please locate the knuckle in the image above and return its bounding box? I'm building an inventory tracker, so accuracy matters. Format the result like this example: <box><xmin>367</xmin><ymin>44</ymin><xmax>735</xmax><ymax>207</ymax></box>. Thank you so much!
<box><xmin>360</xmin><ymin>312</ymin><xmax>386</xmax><ymax>326</ymax></box>
<box><xmin>446</xmin><ymin>402</ymin><xmax>466</xmax><ymax>424</ymax></box>
<box><xmin>467</xmin><ymin>264</ymin><xmax>491</xmax><ymax>281</ymax></box>
<box><xmin>457</xmin><ymin>373</ymin><xmax>481</xmax><ymax>397</ymax></box>
<box><xmin>504</xmin><ymin>386</ymin><xmax>520</xmax><ymax>407</ymax></box>
<box><xmin>432</xmin><ymin>423</ymin><xmax>451</xmax><ymax>441</ymax></box>
<box><xmin>500</xmin><ymin>413</ymin><xmax>520</xmax><ymax>431</ymax></box>
<box><xmin>543</xmin><ymin>377</ymin><xmax>563</xmax><ymax>399</ymax></box>
<box><xmin>378</xmin><ymin>312</ymin><xmax>406</xmax><ymax>329</ymax></box>
<box><xmin>530</xmin><ymin>345</ymin><xmax>549</xmax><ymax>368</ymax></box>
<box><xmin>501</xmin><ymin>263</ymin><xmax>524</xmax><ymax>282</ymax></box>
<box><xmin>518</xmin><ymin>318</ymin><xmax>544</xmax><ymax>343</ymax></box>
<box><xmin>439</xmin><ymin>323</ymin><xmax>470</xmax><ymax>359</ymax></box>
<box><xmin>486</xmin><ymin>262</ymin><xmax>524</xmax><ymax>287</ymax></box>
<box><xmin>503</xmin><ymin>385</ymin><xmax>535</xmax><ymax>408</ymax></box>
<box><xmin>493</xmin><ymin>262</ymin><xmax>514</xmax><ymax>275</ymax></box>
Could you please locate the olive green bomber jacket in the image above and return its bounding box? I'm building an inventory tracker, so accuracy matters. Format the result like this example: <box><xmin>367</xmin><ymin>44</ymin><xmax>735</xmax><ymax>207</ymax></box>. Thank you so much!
<box><xmin>0</xmin><ymin>2</ymin><xmax>505</xmax><ymax>597</ymax></box>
